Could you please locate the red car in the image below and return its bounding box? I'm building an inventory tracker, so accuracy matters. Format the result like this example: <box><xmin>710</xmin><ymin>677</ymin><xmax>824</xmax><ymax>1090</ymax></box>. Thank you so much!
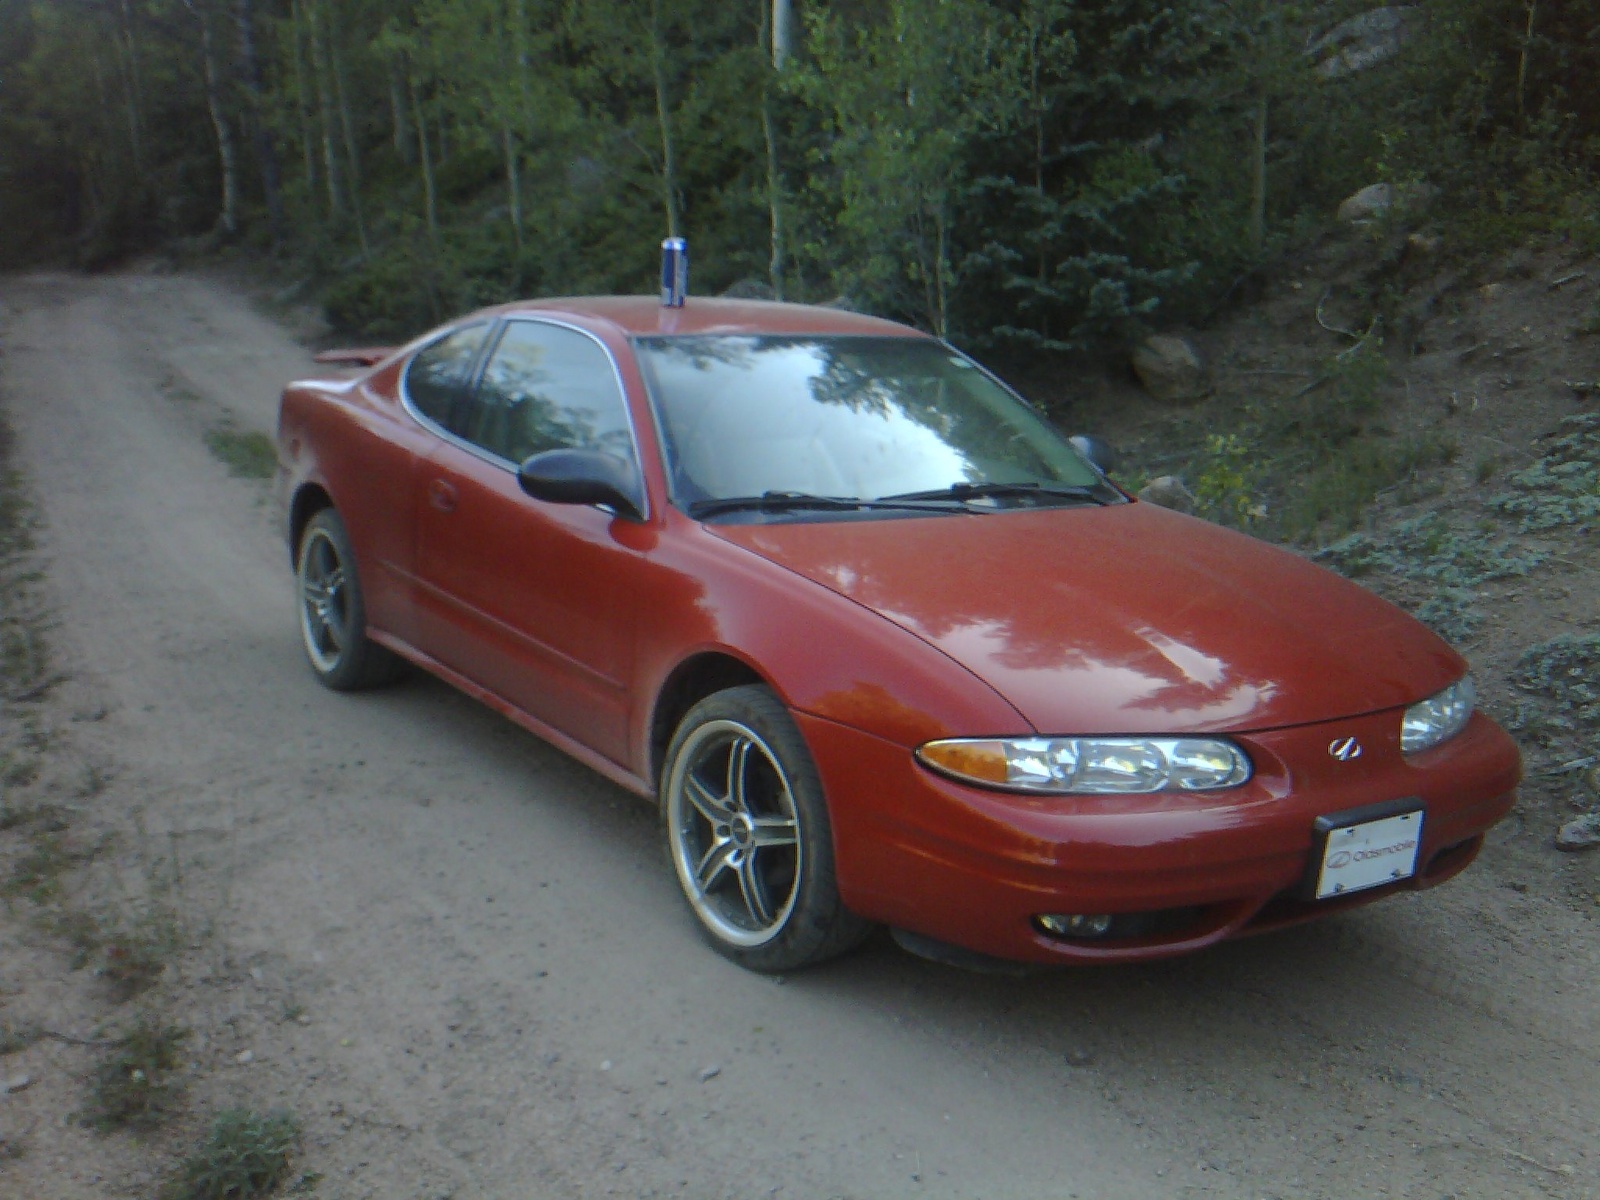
<box><xmin>276</xmin><ymin>295</ymin><xmax>1520</xmax><ymax>972</ymax></box>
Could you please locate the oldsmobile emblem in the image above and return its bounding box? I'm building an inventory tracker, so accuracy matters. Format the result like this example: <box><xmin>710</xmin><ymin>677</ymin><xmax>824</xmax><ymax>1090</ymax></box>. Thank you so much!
<box><xmin>1329</xmin><ymin>736</ymin><xmax>1363</xmax><ymax>762</ymax></box>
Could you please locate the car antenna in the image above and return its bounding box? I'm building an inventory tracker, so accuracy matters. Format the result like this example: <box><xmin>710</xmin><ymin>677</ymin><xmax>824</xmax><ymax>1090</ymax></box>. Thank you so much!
<box><xmin>661</xmin><ymin>237</ymin><xmax>688</xmax><ymax>308</ymax></box>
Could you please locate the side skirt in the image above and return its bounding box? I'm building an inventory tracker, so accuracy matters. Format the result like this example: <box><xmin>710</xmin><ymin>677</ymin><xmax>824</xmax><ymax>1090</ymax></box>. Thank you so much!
<box><xmin>368</xmin><ymin>629</ymin><xmax>655</xmax><ymax>803</ymax></box>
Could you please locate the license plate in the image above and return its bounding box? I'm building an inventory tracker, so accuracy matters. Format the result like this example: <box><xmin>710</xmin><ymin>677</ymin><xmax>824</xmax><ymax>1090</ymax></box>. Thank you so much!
<box><xmin>1313</xmin><ymin>807</ymin><xmax>1423</xmax><ymax>899</ymax></box>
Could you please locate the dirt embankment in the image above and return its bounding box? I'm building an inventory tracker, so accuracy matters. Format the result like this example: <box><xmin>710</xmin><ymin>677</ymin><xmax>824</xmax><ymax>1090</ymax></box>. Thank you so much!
<box><xmin>0</xmin><ymin>267</ymin><xmax>1595</xmax><ymax>1200</ymax></box>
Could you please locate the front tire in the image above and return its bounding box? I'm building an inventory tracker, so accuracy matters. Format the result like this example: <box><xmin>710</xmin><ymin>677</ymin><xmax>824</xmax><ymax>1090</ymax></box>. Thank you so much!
<box><xmin>662</xmin><ymin>685</ymin><xmax>870</xmax><ymax>972</ymax></box>
<box><xmin>295</xmin><ymin>509</ymin><xmax>403</xmax><ymax>691</ymax></box>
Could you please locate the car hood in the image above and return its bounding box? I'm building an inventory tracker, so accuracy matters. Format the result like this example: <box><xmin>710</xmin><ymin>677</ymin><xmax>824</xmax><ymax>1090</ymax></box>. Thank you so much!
<box><xmin>710</xmin><ymin>502</ymin><xmax>1464</xmax><ymax>735</ymax></box>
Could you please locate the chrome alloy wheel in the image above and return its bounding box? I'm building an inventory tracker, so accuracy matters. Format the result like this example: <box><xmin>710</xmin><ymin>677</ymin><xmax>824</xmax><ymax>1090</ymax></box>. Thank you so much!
<box><xmin>298</xmin><ymin>525</ymin><xmax>350</xmax><ymax>675</ymax></box>
<box><xmin>666</xmin><ymin>719</ymin><xmax>804</xmax><ymax>948</ymax></box>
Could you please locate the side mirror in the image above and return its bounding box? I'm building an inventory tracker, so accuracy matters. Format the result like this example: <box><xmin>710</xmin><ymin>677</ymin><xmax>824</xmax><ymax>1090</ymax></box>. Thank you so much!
<box><xmin>518</xmin><ymin>449</ymin><xmax>644</xmax><ymax>521</ymax></box>
<box><xmin>1069</xmin><ymin>434</ymin><xmax>1119</xmax><ymax>476</ymax></box>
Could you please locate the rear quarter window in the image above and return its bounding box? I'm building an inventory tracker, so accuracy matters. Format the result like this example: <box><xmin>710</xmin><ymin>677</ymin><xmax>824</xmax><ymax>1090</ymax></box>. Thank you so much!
<box><xmin>404</xmin><ymin>324</ymin><xmax>489</xmax><ymax>432</ymax></box>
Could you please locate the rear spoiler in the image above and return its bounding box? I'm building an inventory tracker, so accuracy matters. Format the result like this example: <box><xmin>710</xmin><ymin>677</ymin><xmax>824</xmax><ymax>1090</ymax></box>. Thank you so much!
<box><xmin>312</xmin><ymin>346</ymin><xmax>396</xmax><ymax>368</ymax></box>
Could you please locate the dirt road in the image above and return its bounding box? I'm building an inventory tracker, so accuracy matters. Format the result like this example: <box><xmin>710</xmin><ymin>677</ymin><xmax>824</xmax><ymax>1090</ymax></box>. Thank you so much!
<box><xmin>1</xmin><ymin>268</ymin><xmax>1595</xmax><ymax>1200</ymax></box>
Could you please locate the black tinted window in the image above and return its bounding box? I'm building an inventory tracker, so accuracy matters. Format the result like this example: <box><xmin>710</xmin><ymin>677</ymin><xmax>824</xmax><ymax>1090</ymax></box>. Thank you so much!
<box><xmin>405</xmin><ymin>324</ymin><xmax>488</xmax><ymax>430</ymax></box>
<box><xmin>466</xmin><ymin>321</ymin><xmax>635</xmax><ymax>464</ymax></box>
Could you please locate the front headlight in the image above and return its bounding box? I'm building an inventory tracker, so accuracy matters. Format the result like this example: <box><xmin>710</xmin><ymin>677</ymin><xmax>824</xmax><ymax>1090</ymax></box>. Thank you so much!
<box><xmin>1401</xmin><ymin>677</ymin><xmax>1476</xmax><ymax>754</ymax></box>
<box><xmin>915</xmin><ymin>736</ymin><xmax>1252</xmax><ymax>795</ymax></box>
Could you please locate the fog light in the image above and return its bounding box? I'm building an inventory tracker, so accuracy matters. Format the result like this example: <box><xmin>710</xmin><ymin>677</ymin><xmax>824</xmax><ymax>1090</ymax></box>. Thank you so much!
<box><xmin>1036</xmin><ymin>913</ymin><xmax>1113</xmax><ymax>938</ymax></box>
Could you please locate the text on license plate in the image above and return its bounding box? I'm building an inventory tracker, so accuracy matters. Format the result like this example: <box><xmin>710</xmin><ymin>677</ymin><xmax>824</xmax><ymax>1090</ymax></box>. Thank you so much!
<box><xmin>1315</xmin><ymin>810</ymin><xmax>1423</xmax><ymax>900</ymax></box>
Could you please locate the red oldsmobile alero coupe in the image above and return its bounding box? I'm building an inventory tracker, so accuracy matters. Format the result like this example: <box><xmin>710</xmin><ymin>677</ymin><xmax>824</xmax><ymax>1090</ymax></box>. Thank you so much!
<box><xmin>275</xmin><ymin>293</ymin><xmax>1521</xmax><ymax>971</ymax></box>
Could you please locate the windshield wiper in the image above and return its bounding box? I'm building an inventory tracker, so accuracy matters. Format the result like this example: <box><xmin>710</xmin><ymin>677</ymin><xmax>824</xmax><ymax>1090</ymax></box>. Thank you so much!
<box><xmin>878</xmin><ymin>481</ymin><xmax>1109</xmax><ymax>506</ymax></box>
<box><xmin>687</xmin><ymin>490</ymin><xmax>967</xmax><ymax>519</ymax></box>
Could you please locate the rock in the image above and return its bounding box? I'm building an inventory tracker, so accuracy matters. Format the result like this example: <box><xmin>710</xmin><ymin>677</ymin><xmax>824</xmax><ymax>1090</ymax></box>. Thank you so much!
<box><xmin>235</xmin><ymin>1049</ymin><xmax>254</xmax><ymax>1064</ymax></box>
<box><xmin>1338</xmin><ymin>183</ymin><xmax>1395</xmax><ymax>224</ymax></box>
<box><xmin>1308</xmin><ymin>7</ymin><xmax>1418</xmax><ymax>78</ymax></box>
<box><xmin>2</xmin><ymin>1074</ymin><xmax>33</xmax><ymax>1094</ymax></box>
<box><xmin>1064</xmin><ymin>1049</ymin><xmax>1095</xmax><ymax>1068</ymax></box>
<box><xmin>1555</xmin><ymin>813</ymin><xmax>1600</xmax><ymax>852</ymax></box>
<box><xmin>1136</xmin><ymin>475</ymin><xmax>1197</xmax><ymax>513</ymax></box>
<box><xmin>1131</xmin><ymin>335</ymin><xmax>1206</xmax><ymax>404</ymax></box>
<box><xmin>698</xmin><ymin>1065</ymin><xmax>721</xmax><ymax>1082</ymax></box>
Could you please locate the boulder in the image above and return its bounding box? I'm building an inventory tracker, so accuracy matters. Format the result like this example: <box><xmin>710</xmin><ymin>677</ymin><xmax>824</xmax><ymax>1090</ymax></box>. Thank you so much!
<box><xmin>1308</xmin><ymin>7</ymin><xmax>1418</xmax><ymax>79</ymax></box>
<box><xmin>1338</xmin><ymin>183</ymin><xmax>1395</xmax><ymax>224</ymax></box>
<box><xmin>1137</xmin><ymin>475</ymin><xmax>1197</xmax><ymax>513</ymax></box>
<box><xmin>1555</xmin><ymin>813</ymin><xmax>1600</xmax><ymax>852</ymax></box>
<box><xmin>1131</xmin><ymin>335</ymin><xmax>1206</xmax><ymax>404</ymax></box>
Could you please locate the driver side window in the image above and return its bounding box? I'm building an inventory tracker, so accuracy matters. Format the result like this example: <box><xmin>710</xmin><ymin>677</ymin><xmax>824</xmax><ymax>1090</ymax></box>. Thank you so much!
<box><xmin>464</xmin><ymin>321</ymin><xmax>637</xmax><ymax>467</ymax></box>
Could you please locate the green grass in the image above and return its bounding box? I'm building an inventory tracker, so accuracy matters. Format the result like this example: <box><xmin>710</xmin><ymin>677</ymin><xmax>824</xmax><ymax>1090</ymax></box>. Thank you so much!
<box><xmin>165</xmin><ymin>1109</ymin><xmax>301</xmax><ymax>1200</ymax></box>
<box><xmin>204</xmin><ymin>427</ymin><xmax>279</xmax><ymax>480</ymax></box>
<box><xmin>81</xmin><ymin>1017</ymin><xmax>187</xmax><ymax>1132</ymax></box>
<box><xmin>0</xmin><ymin>1019</ymin><xmax>40</xmax><ymax>1056</ymax></box>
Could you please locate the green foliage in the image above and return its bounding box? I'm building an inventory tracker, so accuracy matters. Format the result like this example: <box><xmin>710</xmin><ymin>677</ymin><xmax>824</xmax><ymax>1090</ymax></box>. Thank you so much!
<box><xmin>1320</xmin><ymin>513</ymin><xmax>1542</xmax><ymax>586</ymax></box>
<box><xmin>1191</xmin><ymin>434</ymin><xmax>1265</xmax><ymax>527</ymax></box>
<box><xmin>3</xmin><ymin>0</ymin><xmax>1599</xmax><ymax>347</ymax></box>
<box><xmin>166</xmin><ymin>1109</ymin><xmax>301</xmax><ymax>1200</ymax></box>
<box><xmin>204</xmin><ymin>427</ymin><xmax>279</xmax><ymax>480</ymax></box>
<box><xmin>82</xmin><ymin>1017</ymin><xmax>187</xmax><ymax>1132</ymax></box>
<box><xmin>1494</xmin><ymin>413</ymin><xmax>1600</xmax><ymax>531</ymax></box>
<box><xmin>1511</xmin><ymin>634</ymin><xmax>1600</xmax><ymax>738</ymax></box>
<box><xmin>1318</xmin><ymin>512</ymin><xmax>1542</xmax><ymax>642</ymax></box>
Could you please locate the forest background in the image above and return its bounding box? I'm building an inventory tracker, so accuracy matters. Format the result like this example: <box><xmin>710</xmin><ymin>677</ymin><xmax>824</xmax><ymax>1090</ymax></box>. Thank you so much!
<box><xmin>0</xmin><ymin>0</ymin><xmax>1597</xmax><ymax>351</ymax></box>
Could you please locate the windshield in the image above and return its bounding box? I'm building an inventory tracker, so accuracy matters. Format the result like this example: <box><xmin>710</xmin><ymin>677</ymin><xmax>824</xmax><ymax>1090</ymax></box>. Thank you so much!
<box><xmin>634</xmin><ymin>335</ymin><xmax>1115</xmax><ymax>517</ymax></box>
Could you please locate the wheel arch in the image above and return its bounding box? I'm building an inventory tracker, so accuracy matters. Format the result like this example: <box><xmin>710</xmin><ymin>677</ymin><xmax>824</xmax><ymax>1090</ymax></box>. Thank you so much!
<box><xmin>288</xmin><ymin>482</ymin><xmax>335</xmax><ymax>566</ymax></box>
<box><xmin>648</xmin><ymin>652</ymin><xmax>769</xmax><ymax>795</ymax></box>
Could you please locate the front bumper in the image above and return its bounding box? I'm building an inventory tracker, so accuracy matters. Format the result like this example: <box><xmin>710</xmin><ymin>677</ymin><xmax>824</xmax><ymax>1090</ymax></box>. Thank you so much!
<box><xmin>803</xmin><ymin>708</ymin><xmax>1520</xmax><ymax>964</ymax></box>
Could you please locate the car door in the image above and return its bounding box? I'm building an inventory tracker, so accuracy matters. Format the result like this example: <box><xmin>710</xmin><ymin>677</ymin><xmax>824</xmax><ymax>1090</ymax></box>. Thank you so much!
<box><xmin>410</xmin><ymin>318</ymin><xmax>649</xmax><ymax>766</ymax></box>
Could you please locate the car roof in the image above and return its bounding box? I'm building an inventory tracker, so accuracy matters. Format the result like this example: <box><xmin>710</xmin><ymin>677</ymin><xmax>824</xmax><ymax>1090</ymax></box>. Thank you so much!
<box><xmin>485</xmin><ymin>296</ymin><xmax>929</xmax><ymax>339</ymax></box>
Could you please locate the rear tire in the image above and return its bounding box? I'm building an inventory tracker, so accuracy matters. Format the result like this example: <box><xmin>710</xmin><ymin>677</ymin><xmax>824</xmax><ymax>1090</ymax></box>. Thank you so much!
<box><xmin>295</xmin><ymin>509</ymin><xmax>404</xmax><ymax>691</ymax></box>
<box><xmin>662</xmin><ymin>685</ymin><xmax>871</xmax><ymax>972</ymax></box>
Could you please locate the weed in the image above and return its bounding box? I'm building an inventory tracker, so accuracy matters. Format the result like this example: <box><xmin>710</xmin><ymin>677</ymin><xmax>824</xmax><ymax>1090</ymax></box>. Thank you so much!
<box><xmin>47</xmin><ymin>900</ymin><xmax>183</xmax><ymax>996</ymax></box>
<box><xmin>0</xmin><ymin>1019</ymin><xmax>40</xmax><ymax>1055</ymax></box>
<box><xmin>165</xmin><ymin>1109</ymin><xmax>300</xmax><ymax>1200</ymax></box>
<box><xmin>3</xmin><ymin>833</ymin><xmax>74</xmax><ymax>903</ymax></box>
<box><xmin>1191</xmin><ymin>434</ymin><xmax>1264</xmax><ymax>528</ymax></box>
<box><xmin>1317</xmin><ymin>514</ymin><xmax>1542</xmax><ymax>643</ymax></box>
<box><xmin>0</xmin><ymin>801</ymin><xmax>68</xmax><ymax>832</ymax></box>
<box><xmin>204</xmin><ymin>426</ymin><xmax>279</xmax><ymax>480</ymax></box>
<box><xmin>1512</xmin><ymin>635</ymin><xmax>1600</xmax><ymax>736</ymax></box>
<box><xmin>1474</xmin><ymin>451</ymin><xmax>1500</xmax><ymax>484</ymax></box>
<box><xmin>81</xmin><ymin>1016</ymin><xmax>187</xmax><ymax>1132</ymax></box>
<box><xmin>1411</xmin><ymin>587</ymin><xmax>1481</xmax><ymax>645</ymax></box>
<box><xmin>1494</xmin><ymin>414</ymin><xmax>1600</xmax><ymax>531</ymax></box>
<box><xmin>1320</xmin><ymin>513</ymin><xmax>1543</xmax><ymax>587</ymax></box>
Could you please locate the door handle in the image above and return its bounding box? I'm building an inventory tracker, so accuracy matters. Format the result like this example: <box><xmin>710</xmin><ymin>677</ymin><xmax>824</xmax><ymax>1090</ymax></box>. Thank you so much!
<box><xmin>428</xmin><ymin>478</ymin><xmax>458</xmax><ymax>513</ymax></box>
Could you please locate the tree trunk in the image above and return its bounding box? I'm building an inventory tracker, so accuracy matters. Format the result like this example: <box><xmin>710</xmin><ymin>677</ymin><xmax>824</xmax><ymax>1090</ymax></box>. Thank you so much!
<box><xmin>762</xmin><ymin>98</ymin><xmax>784</xmax><ymax>299</ymax></box>
<box><xmin>236</xmin><ymin>0</ymin><xmax>285</xmax><ymax>245</ymax></box>
<box><xmin>289</xmin><ymin>0</ymin><xmax>318</xmax><ymax>196</ymax></box>
<box><xmin>115</xmin><ymin>0</ymin><xmax>146</xmax><ymax>171</ymax></box>
<box><xmin>771</xmin><ymin>0</ymin><xmax>792</xmax><ymax>70</ymax></box>
<box><xmin>388</xmin><ymin>60</ymin><xmax>413</xmax><ymax>162</ymax></box>
<box><xmin>408</xmin><ymin>71</ymin><xmax>440</xmax><ymax>244</ymax></box>
<box><xmin>186</xmin><ymin>0</ymin><xmax>240</xmax><ymax>236</ymax></box>
<box><xmin>504</xmin><ymin>126</ymin><xmax>523</xmax><ymax>250</ymax></box>
<box><xmin>649</xmin><ymin>0</ymin><xmax>681</xmax><ymax>238</ymax></box>
<box><xmin>307</xmin><ymin>0</ymin><xmax>344</xmax><ymax>217</ymax></box>
<box><xmin>329</xmin><ymin>12</ymin><xmax>370</xmax><ymax>256</ymax></box>
<box><xmin>1249</xmin><ymin>91</ymin><xmax>1268</xmax><ymax>255</ymax></box>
